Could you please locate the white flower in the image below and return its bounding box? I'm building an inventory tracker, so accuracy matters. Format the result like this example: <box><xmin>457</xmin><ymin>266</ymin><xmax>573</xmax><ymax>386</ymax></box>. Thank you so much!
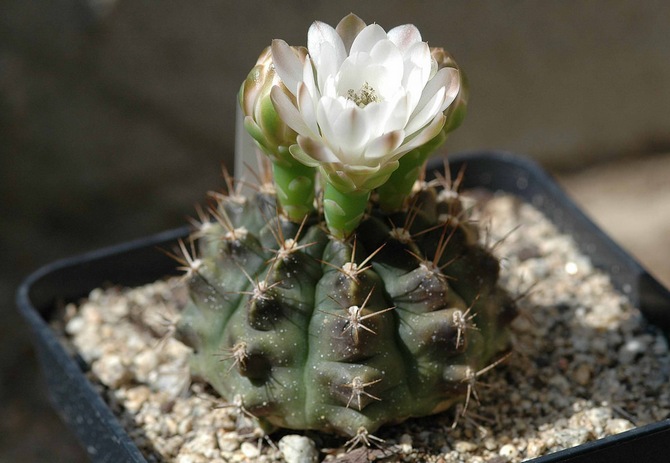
<box><xmin>270</xmin><ymin>13</ymin><xmax>461</xmax><ymax>192</ymax></box>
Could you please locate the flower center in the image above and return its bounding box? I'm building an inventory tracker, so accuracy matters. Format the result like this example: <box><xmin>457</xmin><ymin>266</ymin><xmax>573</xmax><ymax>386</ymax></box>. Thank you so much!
<box><xmin>346</xmin><ymin>82</ymin><xmax>380</xmax><ymax>108</ymax></box>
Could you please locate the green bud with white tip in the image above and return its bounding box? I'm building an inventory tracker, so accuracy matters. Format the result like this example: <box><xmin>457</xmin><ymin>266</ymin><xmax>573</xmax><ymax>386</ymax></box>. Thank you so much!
<box><xmin>239</xmin><ymin>45</ymin><xmax>316</xmax><ymax>221</ymax></box>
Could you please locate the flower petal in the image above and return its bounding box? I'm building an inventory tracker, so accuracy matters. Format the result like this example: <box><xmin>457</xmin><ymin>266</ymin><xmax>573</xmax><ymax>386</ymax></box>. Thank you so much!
<box><xmin>368</xmin><ymin>40</ymin><xmax>404</xmax><ymax>98</ymax></box>
<box><xmin>365</xmin><ymin>94</ymin><xmax>409</xmax><ymax>134</ymax></box>
<box><xmin>271</xmin><ymin>39</ymin><xmax>304</xmax><ymax>96</ymax></box>
<box><xmin>341</xmin><ymin>164</ymin><xmax>382</xmax><ymax>190</ymax></box>
<box><xmin>270</xmin><ymin>85</ymin><xmax>313</xmax><ymax>137</ymax></box>
<box><xmin>360</xmin><ymin>161</ymin><xmax>398</xmax><ymax>190</ymax></box>
<box><xmin>402</xmin><ymin>41</ymin><xmax>432</xmax><ymax>88</ymax></box>
<box><xmin>335</xmin><ymin>53</ymin><xmax>371</xmax><ymax>97</ymax></box>
<box><xmin>320</xmin><ymin>165</ymin><xmax>358</xmax><ymax>193</ymax></box>
<box><xmin>336</xmin><ymin>13</ymin><xmax>367</xmax><ymax>53</ymax></box>
<box><xmin>395</xmin><ymin>113</ymin><xmax>446</xmax><ymax>157</ymax></box>
<box><xmin>308</xmin><ymin>20</ymin><xmax>346</xmax><ymax>85</ymax></box>
<box><xmin>405</xmin><ymin>86</ymin><xmax>446</xmax><ymax>136</ymax></box>
<box><xmin>297</xmin><ymin>135</ymin><xmax>340</xmax><ymax>163</ymax></box>
<box><xmin>350</xmin><ymin>23</ymin><xmax>388</xmax><ymax>55</ymax></box>
<box><xmin>363</xmin><ymin>130</ymin><xmax>404</xmax><ymax>162</ymax></box>
<box><xmin>370</xmin><ymin>39</ymin><xmax>404</xmax><ymax>72</ymax></box>
<box><xmin>289</xmin><ymin>143</ymin><xmax>321</xmax><ymax>167</ymax></box>
<box><xmin>301</xmin><ymin>56</ymin><xmax>320</xmax><ymax>100</ymax></box>
<box><xmin>321</xmin><ymin>43</ymin><xmax>347</xmax><ymax>91</ymax></box>
<box><xmin>315</xmin><ymin>96</ymin><xmax>342</xmax><ymax>150</ymax></box>
<box><xmin>297</xmin><ymin>81</ymin><xmax>319</xmax><ymax>135</ymax></box>
<box><xmin>332</xmin><ymin>106</ymin><xmax>370</xmax><ymax>158</ymax></box>
<box><xmin>439</xmin><ymin>67</ymin><xmax>461</xmax><ymax>111</ymax></box>
<box><xmin>413</xmin><ymin>66</ymin><xmax>460</xmax><ymax>117</ymax></box>
<box><xmin>387</xmin><ymin>24</ymin><xmax>422</xmax><ymax>53</ymax></box>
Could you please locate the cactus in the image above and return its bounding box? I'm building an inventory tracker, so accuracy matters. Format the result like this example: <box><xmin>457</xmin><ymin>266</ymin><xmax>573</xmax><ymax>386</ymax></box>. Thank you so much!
<box><xmin>175</xmin><ymin>13</ymin><xmax>517</xmax><ymax>439</ymax></box>
<box><xmin>176</xmin><ymin>177</ymin><xmax>517</xmax><ymax>437</ymax></box>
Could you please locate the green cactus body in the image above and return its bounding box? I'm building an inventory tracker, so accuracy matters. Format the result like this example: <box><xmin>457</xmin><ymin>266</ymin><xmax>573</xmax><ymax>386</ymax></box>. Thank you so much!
<box><xmin>177</xmin><ymin>181</ymin><xmax>516</xmax><ymax>437</ymax></box>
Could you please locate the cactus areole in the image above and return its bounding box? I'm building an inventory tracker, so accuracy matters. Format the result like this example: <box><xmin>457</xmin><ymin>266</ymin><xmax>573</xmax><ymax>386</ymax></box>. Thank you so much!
<box><xmin>176</xmin><ymin>14</ymin><xmax>516</xmax><ymax>438</ymax></box>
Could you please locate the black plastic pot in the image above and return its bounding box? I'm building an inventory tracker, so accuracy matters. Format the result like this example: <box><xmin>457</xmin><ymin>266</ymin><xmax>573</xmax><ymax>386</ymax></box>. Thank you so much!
<box><xmin>16</xmin><ymin>151</ymin><xmax>670</xmax><ymax>462</ymax></box>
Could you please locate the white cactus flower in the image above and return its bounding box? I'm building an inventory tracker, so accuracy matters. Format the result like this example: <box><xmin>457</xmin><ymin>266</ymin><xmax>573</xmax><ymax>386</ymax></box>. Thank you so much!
<box><xmin>270</xmin><ymin>13</ymin><xmax>461</xmax><ymax>193</ymax></box>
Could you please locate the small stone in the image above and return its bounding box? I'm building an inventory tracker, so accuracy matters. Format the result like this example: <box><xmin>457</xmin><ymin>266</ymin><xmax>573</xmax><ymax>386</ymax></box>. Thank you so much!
<box><xmin>564</xmin><ymin>261</ymin><xmax>579</xmax><ymax>275</ymax></box>
<box><xmin>278</xmin><ymin>435</ymin><xmax>318</xmax><ymax>463</ymax></box>
<box><xmin>108</xmin><ymin>300</ymin><xmax>130</xmax><ymax>320</ymax></box>
<box><xmin>216</xmin><ymin>430</ymin><xmax>240</xmax><ymax>452</ymax></box>
<box><xmin>399</xmin><ymin>433</ymin><xmax>413</xmax><ymax>453</ymax></box>
<box><xmin>177</xmin><ymin>416</ymin><xmax>193</xmax><ymax>435</ymax></box>
<box><xmin>484</xmin><ymin>437</ymin><xmax>497</xmax><ymax>450</ymax></box>
<box><xmin>175</xmin><ymin>455</ymin><xmax>208</xmax><ymax>463</ymax></box>
<box><xmin>573</xmin><ymin>363</ymin><xmax>592</xmax><ymax>386</ymax></box>
<box><xmin>605</xmin><ymin>419</ymin><xmax>635</xmax><ymax>435</ymax></box>
<box><xmin>591</xmin><ymin>336</ymin><xmax>609</xmax><ymax>354</ymax></box>
<box><xmin>92</xmin><ymin>354</ymin><xmax>130</xmax><ymax>388</ymax></box>
<box><xmin>180</xmin><ymin>432</ymin><xmax>218</xmax><ymax>459</ymax></box>
<box><xmin>525</xmin><ymin>439</ymin><xmax>546</xmax><ymax>458</ymax></box>
<box><xmin>165</xmin><ymin>417</ymin><xmax>178</xmax><ymax>435</ymax></box>
<box><xmin>240</xmin><ymin>441</ymin><xmax>260</xmax><ymax>458</ymax></box>
<box><xmin>653</xmin><ymin>336</ymin><xmax>668</xmax><ymax>355</ymax></box>
<box><xmin>124</xmin><ymin>386</ymin><xmax>151</xmax><ymax>413</ymax></box>
<box><xmin>571</xmin><ymin>336</ymin><xmax>590</xmax><ymax>353</ymax></box>
<box><xmin>65</xmin><ymin>316</ymin><xmax>86</xmax><ymax>335</ymax></box>
<box><xmin>618</xmin><ymin>337</ymin><xmax>651</xmax><ymax>364</ymax></box>
<box><xmin>551</xmin><ymin>427</ymin><xmax>591</xmax><ymax>449</ymax></box>
<box><xmin>585</xmin><ymin>407</ymin><xmax>612</xmax><ymax>434</ymax></box>
<box><xmin>133</xmin><ymin>349</ymin><xmax>159</xmax><ymax>382</ymax></box>
<box><xmin>499</xmin><ymin>443</ymin><xmax>518</xmax><ymax>459</ymax></box>
<box><xmin>454</xmin><ymin>440</ymin><xmax>477</xmax><ymax>453</ymax></box>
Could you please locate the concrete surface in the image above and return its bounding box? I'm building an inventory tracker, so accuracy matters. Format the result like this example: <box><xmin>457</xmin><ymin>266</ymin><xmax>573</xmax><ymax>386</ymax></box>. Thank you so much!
<box><xmin>558</xmin><ymin>153</ymin><xmax>670</xmax><ymax>289</ymax></box>
<box><xmin>2</xmin><ymin>1</ymin><xmax>670</xmax><ymax>461</ymax></box>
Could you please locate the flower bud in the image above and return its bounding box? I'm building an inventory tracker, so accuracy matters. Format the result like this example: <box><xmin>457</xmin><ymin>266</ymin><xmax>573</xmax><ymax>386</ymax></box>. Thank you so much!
<box><xmin>239</xmin><ymin>46</ymin><xmax>307</xmax><ymax>165</ymax></box>
<box><xmin>431</xmin><ymin>47</ymin><xmax>469</xmax><ymax>135</ymax></box>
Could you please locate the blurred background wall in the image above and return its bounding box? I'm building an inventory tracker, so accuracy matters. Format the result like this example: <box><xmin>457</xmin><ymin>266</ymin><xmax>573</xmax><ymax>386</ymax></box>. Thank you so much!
<box><xmin>2</xmin><ymin>1</ymin><xmax>670</xmax><ymax>460</ymax></box>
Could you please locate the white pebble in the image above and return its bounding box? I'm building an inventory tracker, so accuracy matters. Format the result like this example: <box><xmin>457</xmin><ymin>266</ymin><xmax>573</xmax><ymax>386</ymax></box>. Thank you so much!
<box><xmin>65</xmin><ymin>316</ymin><xmax>86</xmax><ymax>335</ymax></box>
<box><xmin>525</xmin><ymin>439</ymin><xmax>546</xmax><ymax>457</ymax></box>
<box><xmin>499</xmin><ymin>443</ymin><xmax>518</xmax><ymax>459</ymax></box>
<box><xmin>92</xmin><ymin>354</ymin><xmax>129</xmax><ymax>388</ymax></box>
<box><xmin>564</xmin><ymin>261</ymin><xmax>579</xmax><ymax>275</ymax></box>
<box><xmin>216</xmin><ymin>430</ymin><xmax>240</xmax><ymax>452</ymax></box>
<box><xmin>240</xmin><ymin>441</ymin><xmax>260</xmax><ymax>458</ymax></box>
<box><xmin>454</xmin><ymin>440</ymin><xmax>477</xmax><ymax>453</ymax></box>
<box><xmin>278</xmin><ymin>435</ymin><xmax>318</xmax><ymax>463</ymax></box>
<box><xmin>605</xmin><ymin>419</ymin><xmax>634</xmax><ymax>435</ymax></box>
<box><xmin>133</xmin><ymin>349</ymin><xmax>158</xmax><ymax>381</ymax></box>
<box><xmin>399</xmin><ymin>433</ymin><xmax>413</xmax><ymax>453</ymax></box>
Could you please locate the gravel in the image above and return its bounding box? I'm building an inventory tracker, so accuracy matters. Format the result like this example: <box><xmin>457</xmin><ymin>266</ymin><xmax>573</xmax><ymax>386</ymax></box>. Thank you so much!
<box><xmin>56</xmin><ymin>193</ymin><xmax>670</xmax><ymax>462</ymax></box>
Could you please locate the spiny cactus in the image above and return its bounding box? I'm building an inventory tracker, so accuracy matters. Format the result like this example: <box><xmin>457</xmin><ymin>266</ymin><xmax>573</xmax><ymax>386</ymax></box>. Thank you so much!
<box><xmin>176</xmin><ymin>174</ymin><xmax>517</xmax><ymax>437</ymax></box>
<box><xmin>175</xmin><ymin>13</ymin><xmax>516</xmax><ymax>439</ymax></box>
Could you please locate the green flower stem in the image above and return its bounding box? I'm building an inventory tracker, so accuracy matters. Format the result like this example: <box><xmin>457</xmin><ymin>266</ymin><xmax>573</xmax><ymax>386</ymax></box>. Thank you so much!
<box><xmin>323</xmin><ymin>183</ymin><xmax>370</xmax><ymax>239</ymax></box>
<box><xmin>272</xmin><ymin>161</ymin><xmax>316</xmax><ymax>222</ymax></box>
<box><xmin>377</xmin><ymin>131</ymin><xmax>447</xmax><ymax>212</ymax></box>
